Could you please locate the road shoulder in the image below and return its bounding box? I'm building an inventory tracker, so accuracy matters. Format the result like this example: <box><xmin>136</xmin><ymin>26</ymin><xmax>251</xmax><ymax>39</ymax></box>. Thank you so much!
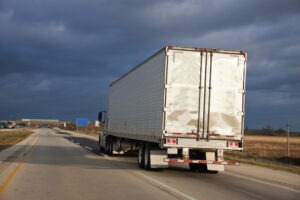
<box><xmin>225</xmin><ymin>163</ymin><xmax>300</xmax><ymax>190</ymax></box>
<box><xmin>0</xmin><ymin>129</ymin><xmax>40</xmax><ymax>190</ymax></box>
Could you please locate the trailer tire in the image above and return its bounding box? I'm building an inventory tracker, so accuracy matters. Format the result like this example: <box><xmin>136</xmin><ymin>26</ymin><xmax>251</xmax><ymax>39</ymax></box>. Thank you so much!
<box><xmin>108</xmin><ymin>138</ymin><xmax>113</xmax><ymax>155</ymax></box>
<box><xmin>189</xmin><ymin>151</ymin><xmax>208</xmax><ymax>172</ymax></box>
<box><xmin>189</xmin><ymin>163</ymin><xmax>199</xmax><ymax>171</ymax></box>
<box><xmin>144</xmin><ymin>143</ymin><xmax>151</xmax><ymax>170</ymax></box>
<box><xmin>105</xmin><ymin>137</ymin><xmax>109</xmax><ymax>154</ymax></box>
<box><xmin>199</xmin><ymin>164</ymin><xmax>208</xmax><ymax>173</ymax></box>
<box><xmin>138</xmin><ymin>143</ymin><xmax>145</xmax><ymax>169</ymax></box>
<box><xmin>189</xmin><ymin>163</ymin><xmax>208</xmax><ymax>172</ymax></box>
<box><xmin>207</xmin><ymin>170</ymin><xmax>219</xmax><ymax>174</ymax></box>
<box><xmin>98</xmin><ymin>146</ymin><xmax>103</xmax><ymax>154</ymax></box>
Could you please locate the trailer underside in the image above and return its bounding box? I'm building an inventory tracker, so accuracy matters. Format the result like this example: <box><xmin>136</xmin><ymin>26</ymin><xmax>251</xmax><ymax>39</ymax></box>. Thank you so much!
<box><xmin>99</xmin><ymin>133</ymin><xmax>240</xmax><ymax>172</ymax></box>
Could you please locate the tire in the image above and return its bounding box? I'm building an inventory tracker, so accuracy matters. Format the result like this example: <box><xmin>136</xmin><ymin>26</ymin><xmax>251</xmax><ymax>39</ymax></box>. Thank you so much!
<box><xmin>199</xmin><ymin>164</ymin><xmax>208</xmax><ymax>173</ymax></box>
<box><xmin>189</xmin><ymin>151</ymin><xmax>208</xmax><ymax>173</ymax></box>
<box><xmin>138</xmin><ymin>143</ymin><xmax>145</xmax><ymax>169</ymax></box>
<box><xmin>189</xmin><ymin>163</ymin><xmax>199</xmax><ymax>171</ymax></box>
<box><xmin>98</xmin><ymin>145</ymin><xmax>102</xmax><ymax>154</ymax></box>
<box><xmin>105</xmin><ymin>137</ymin><xmax>109</xmax><ymax>153</ymax></box>
<box><xmin>189</xmin><ymin>163</ymin><xmax>207</xmax><ymax>172</ymax></box>
<box><xmin>108</xmin><ymin>138</ymin><xmax>113</xmax><ymax>155</ymax></box>
<box><xmin>207</xmin><ymin>170</ymin><xmax>219</xmax><ymax>174</ymax></box>
<box><xmin>144</xmin><ymin>143</ymin><xmax>151</xmax><ymax>170</ymax></box>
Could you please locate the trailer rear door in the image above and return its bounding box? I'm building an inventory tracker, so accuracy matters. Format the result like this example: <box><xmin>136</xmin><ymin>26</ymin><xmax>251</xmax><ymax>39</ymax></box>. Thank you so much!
<box><xmin>164</xmin><ymin>47</ymin><xmax>246</xmax><ymax>140</ymax></box>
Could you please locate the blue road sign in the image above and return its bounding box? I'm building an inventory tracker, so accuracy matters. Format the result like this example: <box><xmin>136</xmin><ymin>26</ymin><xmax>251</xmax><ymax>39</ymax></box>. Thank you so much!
<box><xmin>76</xmin><ymin>118</ymin><xmax>89</xmax><ymax>127</ymax></box>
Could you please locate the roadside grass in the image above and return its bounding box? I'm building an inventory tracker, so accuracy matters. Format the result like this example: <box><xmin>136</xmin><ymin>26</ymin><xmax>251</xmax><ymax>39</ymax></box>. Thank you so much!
<box><xmin>0</xmin><ymin>129</ymin><xmax>33</xmax><ymax>151</ymax></box>
<box><xmin>224</xmin><ymin>136</ymin><xmax>300</xmax><ymax>174</ymax></box>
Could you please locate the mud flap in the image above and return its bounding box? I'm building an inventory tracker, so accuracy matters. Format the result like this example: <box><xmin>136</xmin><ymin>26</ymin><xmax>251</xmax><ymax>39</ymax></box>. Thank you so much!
<box><xmin>207</xmin><ymin>164</ymin><xmax>224</xmax><ymax>171</ymax></box>
<box><xmin>150</xmin><ymin>150</ymin><xmax>168</xmax><ymax>169</ymax></box>
<box><xmin>206</xmin><ymin>152</ymin><xmax>224</xmax><ymax>171</ymax></box>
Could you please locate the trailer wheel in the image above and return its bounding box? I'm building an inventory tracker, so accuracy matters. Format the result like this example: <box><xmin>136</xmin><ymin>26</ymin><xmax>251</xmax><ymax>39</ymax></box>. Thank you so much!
<box><xmin>138</xmin><ymin>143</ymin><xmax>145</xmax><ymax>169</ymax></box>
<box><xmin>207</xmin><ymin>170</ymin><xmax>219</xmax><ymax>174</ymax></box>
<box><xmin>144</xmin><ymin>143</ymin><xmax>151</xmax><ymax>170</ymax></box>
<box><xmin>199</xmin><ymin>164</ymin><xmax>208</xmax><ymax>173</ymax></box>
<box><xmin>105</xmin><ymin>137</ymin><xmax>109</xmax><ymax>154</ymax></box>
<box><xmin>98</xmin><ymin>145</ymin><xmax>103</xmax><ymax>154</ymax></box>
<box><xmin>189</xmin><ymin>151</ymin><xmax>207</xmax><ymax>172</ymax></box>
<box><xmin>189</xmin><ymin>163</ymin><xmax>208</xmax><ymax>172</ymax></box>
<box><xmin>108</xmin><ymin>137</ymin><xmax>113</xmax><ymax>155</ymax></box>
<box><xmin>189</xmin><ymin>163</ymin><xmax>199</xmax><ymax>171</ymax></box>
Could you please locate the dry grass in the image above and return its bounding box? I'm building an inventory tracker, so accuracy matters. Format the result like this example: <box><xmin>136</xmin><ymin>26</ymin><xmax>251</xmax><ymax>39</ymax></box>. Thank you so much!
<box><xmin>75</xmin><ymin>130</ymin><xmax>99</xmax><ymax>137</ymax></box>
<box><xmin>225</xmin><ymin>136</ymin><xmax>300</xmax><ymax>174</ymax></box>
<box><xmin>0</xmin><ymin>129</ymin><xmax>33</xmax><ymax>151</ymax></box>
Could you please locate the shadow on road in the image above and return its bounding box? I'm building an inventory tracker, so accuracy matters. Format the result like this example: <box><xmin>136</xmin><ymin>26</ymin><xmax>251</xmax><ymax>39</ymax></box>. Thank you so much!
<box><xmin>0</xmin><ymin>129</ymin><xmax>214</xmax><ymax>174</ymax></box>
<box><xmin>0</xmin><ymin>129</ymin><xmax>141</xmax><ymax>171</ymax></box>
<box><xmin>55</xmin><ymin>131</ymin><xmax>71</xmax><ymax>135</ymax></box>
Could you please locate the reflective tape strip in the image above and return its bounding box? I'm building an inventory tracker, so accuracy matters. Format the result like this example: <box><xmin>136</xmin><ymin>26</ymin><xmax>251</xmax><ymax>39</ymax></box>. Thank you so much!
<box><xmin>164</xmin><ymin>158</ymin><xmax>239</xmax><ymax>165</ymax></box>
<box><xmin>172</xmin><ymin>132</ymin><xmax>181</xmax><ymax>135</ymax></box>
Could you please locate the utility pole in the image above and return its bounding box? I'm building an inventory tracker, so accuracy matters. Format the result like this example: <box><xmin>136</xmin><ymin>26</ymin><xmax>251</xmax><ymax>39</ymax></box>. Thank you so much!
<box><xmin>286</xmin><ymin>124</ymin><xmax>290</xmax><ymax>158</ymax></box>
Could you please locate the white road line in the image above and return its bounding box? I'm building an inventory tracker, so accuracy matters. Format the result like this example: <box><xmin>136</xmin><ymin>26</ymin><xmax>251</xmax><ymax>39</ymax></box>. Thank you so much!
<box><xmin>99</xmin><ymin>153</ymin><xmax>109</xmax><ymax>157</ymax></box>
<box><xmin>99</xmin><ymin>154</ymin><xmax>199</xmax><ymax>200</ymax></box>
<box><xmin>84</xmin><ymin>146</ymin><xmax>93</xmax><ymax>151</ymax></box>
<box><xmin>135</xmin><ymin>172</ymin><xmax>199</xmax><ymax>200</ymax></box>
<box><xmin>75</xmin><ymin>142</ymin><xmax>80</xmax><ymax>145</ymax></box>
<box><xmin>225</xmin><ymin>171</ymin><xmax>300</xmax><ymax>193</ymax></box>
<box><xmin>99</xmin><ymin>153</ymin><xmax>112</xmax><ymax>161</ymax></box>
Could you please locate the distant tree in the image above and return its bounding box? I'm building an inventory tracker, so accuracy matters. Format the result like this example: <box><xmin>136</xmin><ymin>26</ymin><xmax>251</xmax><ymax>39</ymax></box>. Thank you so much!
<box><xmin>275</xmin><ymin>128</ymin><xmax>285</xmax><ymax>134</ymax></box>
<box><xmin>262</xmin><ymin>125</ymin><xmax>274</xmax><ymax>135</ymax></box>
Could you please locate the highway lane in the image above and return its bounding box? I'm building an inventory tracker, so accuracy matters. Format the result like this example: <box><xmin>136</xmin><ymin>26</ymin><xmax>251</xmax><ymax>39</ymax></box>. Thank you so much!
<box><xmin>0</xmin><ymin>128</ymin><xmax>299</xmax><ymax>200</ymax></box>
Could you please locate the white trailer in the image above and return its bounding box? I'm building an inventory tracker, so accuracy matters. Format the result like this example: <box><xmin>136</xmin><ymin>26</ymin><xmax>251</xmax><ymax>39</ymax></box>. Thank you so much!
<box><xmin>6</xmin><ymin>121</ymin><xmax>16</xmax><ymax>129</ymax></box>
<box><xmin>98</xmin><ymin>45</ymin><xmax>247</xmax><ymax>172</ymax></box>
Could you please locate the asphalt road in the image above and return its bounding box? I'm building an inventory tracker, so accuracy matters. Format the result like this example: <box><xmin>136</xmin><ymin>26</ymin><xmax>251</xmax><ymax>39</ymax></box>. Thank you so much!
<box><xmin>0</xmin><ymin>128</ymin><xmax>299</xmax><ymax>200</ymax></box>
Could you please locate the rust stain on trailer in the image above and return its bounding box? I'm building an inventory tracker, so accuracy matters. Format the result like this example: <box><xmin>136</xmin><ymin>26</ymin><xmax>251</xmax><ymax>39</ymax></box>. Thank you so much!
<box><xmin>168</xmin><ymin>110</ymin><xmax>185</xmax><ymax>121</ymax></box>
<box><xmin>187</xmin><ymin>119</ymin><xmax>198</xmax><ymax>126</ymax></box>
<box><xmin>210</xmin><ymin>113</ymin><xmax>239</xmax><ymax>129</ymax></box>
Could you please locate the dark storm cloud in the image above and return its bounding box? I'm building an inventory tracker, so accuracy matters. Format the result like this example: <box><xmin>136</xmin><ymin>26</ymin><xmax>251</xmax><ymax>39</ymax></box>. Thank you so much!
<box><xmin>0</xmin><ymin>0</ymin><xmax>299</xmax><ymax>130</ymax></box>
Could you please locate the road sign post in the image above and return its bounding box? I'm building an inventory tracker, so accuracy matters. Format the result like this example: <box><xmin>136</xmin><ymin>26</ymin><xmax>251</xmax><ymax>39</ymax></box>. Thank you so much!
<box><xmin>286</xmin><ymin>124</ymin><xmax>290</xmax><ymax>158</ymax></box>
<box><xmin>76</xmin><ymin>119</ymin><xmax>89</xmax><ymax>133</ymax></box>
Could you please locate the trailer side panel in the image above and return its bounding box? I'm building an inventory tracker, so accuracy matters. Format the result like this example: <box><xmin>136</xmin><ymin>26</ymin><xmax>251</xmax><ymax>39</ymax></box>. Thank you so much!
<box><xmin>107</xmin><ymin>50</ymin><xmax>166</xmax><ymax>143</ymax></box>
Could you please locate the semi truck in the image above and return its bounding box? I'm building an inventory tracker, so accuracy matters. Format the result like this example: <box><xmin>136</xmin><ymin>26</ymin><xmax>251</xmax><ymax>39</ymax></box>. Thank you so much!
<box><xmin>98</xmin><ymin>45</ymin><xmax>247</xmax><ymax>172</ymax></box>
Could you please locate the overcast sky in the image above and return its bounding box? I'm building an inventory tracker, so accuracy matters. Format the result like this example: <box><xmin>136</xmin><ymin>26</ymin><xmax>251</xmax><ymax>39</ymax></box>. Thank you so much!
<box><xmin>0</xmin><ymin>0</ymin><xmax>299</xmax><ymax>131</ymax></box>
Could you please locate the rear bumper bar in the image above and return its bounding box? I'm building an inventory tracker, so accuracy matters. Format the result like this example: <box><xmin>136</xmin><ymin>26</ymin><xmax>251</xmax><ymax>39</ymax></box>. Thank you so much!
<box><xmin>164</xmin><ymin>158</ymin><xmax>239</xmax><ymax>165</ymax></box>
<box><xmin>163</xmin><ymin>137</ymin><xmax>243</xmax><ymax>150</ymax></box>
